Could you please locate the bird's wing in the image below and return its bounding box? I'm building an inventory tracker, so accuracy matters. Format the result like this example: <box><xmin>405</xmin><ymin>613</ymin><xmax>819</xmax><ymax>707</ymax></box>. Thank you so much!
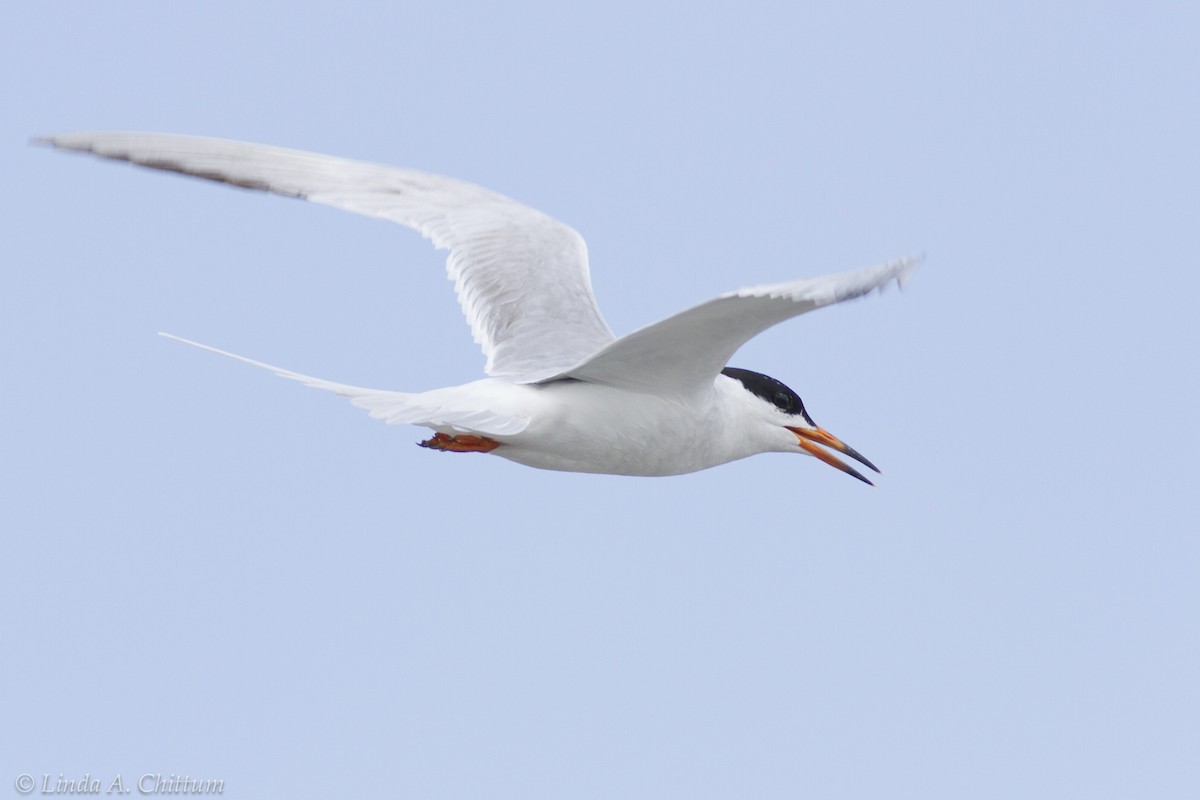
<box><xmin>547</xmin><ymin>256</ymin><xmax>919</xmax><ymax>393</ymax></box>
<box><xmin>159</xmin><ymin>334</ymin><xmax>529</xmax><ymax>435</ymax></box>
<box><xmin>43</xmin><ymin>132</ymin><xmax>616</xmax><ymax>383</ymax></box>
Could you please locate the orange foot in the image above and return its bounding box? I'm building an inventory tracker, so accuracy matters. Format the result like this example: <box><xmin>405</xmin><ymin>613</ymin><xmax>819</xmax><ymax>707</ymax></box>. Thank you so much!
<box><xmin>418</xmin><ymin>432</ymin><xmax>502</xmax><ymax>453</ymax></box>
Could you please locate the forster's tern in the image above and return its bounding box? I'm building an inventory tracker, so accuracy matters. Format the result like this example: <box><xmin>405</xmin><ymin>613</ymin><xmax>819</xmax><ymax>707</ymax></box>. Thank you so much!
<box><xmin>44</xmin><ymin>132</ymin><xmax>916</xmax><ymax>482</ymax></box>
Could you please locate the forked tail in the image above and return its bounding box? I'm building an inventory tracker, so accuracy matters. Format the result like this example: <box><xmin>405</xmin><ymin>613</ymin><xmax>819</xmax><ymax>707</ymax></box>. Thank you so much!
<box><xmin>159</xmin><ymin>333</ymin><xmax>528</xmax><ymax>435</ymax></box>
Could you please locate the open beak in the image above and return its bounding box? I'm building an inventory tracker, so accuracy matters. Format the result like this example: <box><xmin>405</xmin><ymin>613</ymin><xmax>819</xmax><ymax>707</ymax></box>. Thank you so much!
<box><xmin>786</xmin><ymin>426</ymin><xmax>880</xmax><ymax>486</ymax></box>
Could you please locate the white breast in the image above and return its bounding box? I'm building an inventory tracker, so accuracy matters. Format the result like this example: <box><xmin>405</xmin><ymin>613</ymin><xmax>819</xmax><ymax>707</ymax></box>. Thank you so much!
<box><xmin>486</xmin><ymin>378</ymin><xmax>774</xmax><ymax>476</ymax></box>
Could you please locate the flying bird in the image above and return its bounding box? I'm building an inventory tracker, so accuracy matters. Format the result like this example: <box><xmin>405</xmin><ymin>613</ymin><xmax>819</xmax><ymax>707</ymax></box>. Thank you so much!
<box><xmin>44</xmin><ymin>132</ymin><xmax>916</xmax><ymax>482</ymax></box>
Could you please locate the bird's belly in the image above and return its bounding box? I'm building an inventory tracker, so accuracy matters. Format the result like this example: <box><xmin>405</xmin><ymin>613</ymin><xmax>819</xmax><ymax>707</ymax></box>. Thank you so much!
<box><xmin>496</xmin><ymin>433</ymin><xmax>711</xmax><ymax>476</ymax></box>
<box><xmin>490</xmin><ymin>385</ymin><xmax>734</xmax><ymax>477</ymax></box>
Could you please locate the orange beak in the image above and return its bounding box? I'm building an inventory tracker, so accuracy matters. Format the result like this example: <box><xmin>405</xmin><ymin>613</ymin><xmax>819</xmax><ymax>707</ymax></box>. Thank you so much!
<box><xmin>786</xmin><ymin>426</ymin><xmax>880</xmax><ymax>486</ymax></box>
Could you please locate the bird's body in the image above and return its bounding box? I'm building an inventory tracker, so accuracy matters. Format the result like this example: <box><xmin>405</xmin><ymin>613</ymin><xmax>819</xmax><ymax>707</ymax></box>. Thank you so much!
<box><xmin>423</xmin><ymin>376</ymin><xmax>752</xmax><ymax>476</ymax></box>
<box><xmin>45</xmin><ymin>132</ymin><xmax>917</xmax><ymax>482</ymax></box>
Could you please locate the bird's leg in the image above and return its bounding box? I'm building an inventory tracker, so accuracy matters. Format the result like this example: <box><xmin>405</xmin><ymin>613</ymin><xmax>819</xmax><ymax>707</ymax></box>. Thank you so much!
<box><xmin>418</xmin><ymin>432</ymin><xmax>501</xmax><ymax>453</ymax></box>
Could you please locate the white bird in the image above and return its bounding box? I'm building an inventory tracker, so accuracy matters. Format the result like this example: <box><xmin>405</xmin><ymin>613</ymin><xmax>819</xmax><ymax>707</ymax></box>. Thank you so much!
<box><xmin>44</xmin><ymin>132</ymin><xmax>917</xmax><ymax>483</ymax></box>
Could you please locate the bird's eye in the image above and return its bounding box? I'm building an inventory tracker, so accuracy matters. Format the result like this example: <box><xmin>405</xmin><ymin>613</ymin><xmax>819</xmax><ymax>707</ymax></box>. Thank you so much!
<box><xmin>773</xmin><ymin>392</ymin><xmax>792</xmax><ymax>411</ymax></box>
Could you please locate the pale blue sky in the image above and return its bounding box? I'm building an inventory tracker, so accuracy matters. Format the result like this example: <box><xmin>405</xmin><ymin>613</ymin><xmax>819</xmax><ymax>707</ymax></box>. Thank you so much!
<box><xmin>3</xmin><ymin>2</ymin><xmax>1197</xmax><ymax>798</ymax></box>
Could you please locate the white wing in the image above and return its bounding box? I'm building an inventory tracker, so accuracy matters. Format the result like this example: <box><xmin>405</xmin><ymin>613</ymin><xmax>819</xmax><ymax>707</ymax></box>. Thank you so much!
<box><xmin>548</xmin><ymin>256</ymin><xmax>919</xmax><ymax>393</ymax></box>
<box><xmin>44</xmin><ymin>132</ymin><xmax>616</xmax><ymax>383</ymax></box>
<box><xmin>158</xmin><ymin>334</ymin><xmax>529</xmax><ymax>435</ymax></box>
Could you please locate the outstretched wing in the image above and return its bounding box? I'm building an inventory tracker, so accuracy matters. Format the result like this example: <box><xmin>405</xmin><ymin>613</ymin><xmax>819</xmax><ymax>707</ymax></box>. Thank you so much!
<box><xmin>549</xmin><ymin>256</ymin><xmax>919</xmax><ymax>393</ymax></box>
<box><xmin>43</xmin><ymin>132</ymin><xmax>616</xmax><ymax>383</ymax></box>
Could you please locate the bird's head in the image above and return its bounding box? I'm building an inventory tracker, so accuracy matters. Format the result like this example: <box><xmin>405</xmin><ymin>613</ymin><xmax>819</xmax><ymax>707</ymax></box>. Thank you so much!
<box><xmin>720</xmin><ymin>367</ymin><xmax>880</xmax><ymax>485</ymax></box>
